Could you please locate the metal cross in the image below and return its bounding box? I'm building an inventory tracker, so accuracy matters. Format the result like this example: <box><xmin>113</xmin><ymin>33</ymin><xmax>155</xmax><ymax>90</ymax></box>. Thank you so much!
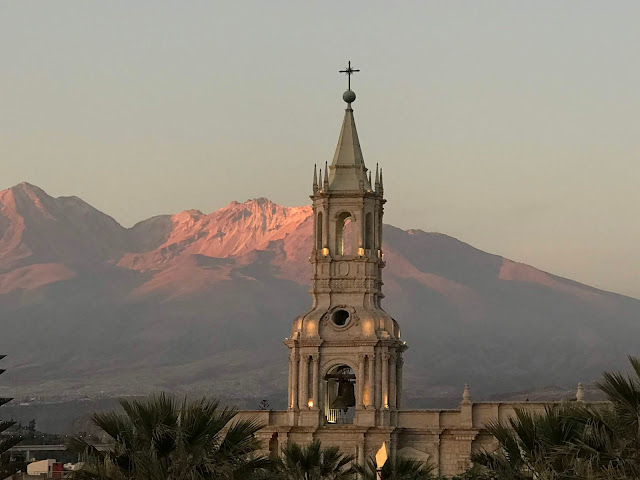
<box><xmin>339</xmin><ymin>61</ymin><xmax>360</xmax><ymax>90</ymax></box>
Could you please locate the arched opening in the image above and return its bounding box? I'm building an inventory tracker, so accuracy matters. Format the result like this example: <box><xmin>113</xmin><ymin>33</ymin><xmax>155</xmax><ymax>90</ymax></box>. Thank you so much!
<box><xmin>268</xmin><ymin>433</ymin><xmax>279</xmax><ymax>458</ymax></box>
<box><xmin>365</xmin><ymin>212</ymin><xmax>373</xmax><ymax>250</ymax></box>
<box><xmin>335</xmin><ymin>212</ymin><xmax>354</xmax><ymax>255</ymax></box>
<box><xmin>316</xmin><ymin>212</ymin><xmax>323</xmax><ymax>251</ymax></box>
<box><xmin>324</xmin><ymin>364</ymin><xmax>356</xmax><ymax>424</ymax></box>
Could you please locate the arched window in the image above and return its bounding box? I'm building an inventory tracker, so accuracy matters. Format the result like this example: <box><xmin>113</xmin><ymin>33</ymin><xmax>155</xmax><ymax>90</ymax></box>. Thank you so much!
<box><xmin>365</xmin><ymin>212</ymin><xmax>373</xmax><ymax>250</ymax></box>
<box><xmin>335</xmin><ymin>212</ymin><xmax>354</xmax><ymax>255</ymax></box>
<box><xmin>268</xmin><ymin>433</ymin><xmax>279</xmax><ymax>458</ymax></box>
<box><xmin>325</xmin><ymin>365</ymin><xmax>356</xmax><ymax>424</ymax></box>
<box><xmin>316</xmin><ymin>212</ymin><xmax>323</xmax><ymax>251</ymax></box>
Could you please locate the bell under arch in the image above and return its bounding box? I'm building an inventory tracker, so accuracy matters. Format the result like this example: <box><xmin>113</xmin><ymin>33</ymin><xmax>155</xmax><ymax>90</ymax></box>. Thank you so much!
<box><xmin>324</xmin><ymin>364</ymin><xmax>356</xmax><ymax>424</ymax></box>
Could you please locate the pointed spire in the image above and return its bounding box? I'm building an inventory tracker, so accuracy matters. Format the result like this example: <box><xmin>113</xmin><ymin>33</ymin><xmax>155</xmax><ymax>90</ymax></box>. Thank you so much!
<box><xmin>379</xmin><ymin>168</ymin><xmax>384</xmax><ymax>194</ymax></box>
<box><xmin>323</xmin><ymin>161</ymin><xmax>329</xmax><ymax>190</ymax></box>
<box><xmin>374</xmin><ymin>164</ymin><xmax>380</xmax><ymax>192</ymax></box>
<box><xmin>312</xmin><ymin>164</ymin><xmax>318</xmax><ymax>193</ymax></box>
<box><xmin>327</xmin><ymin>97</ymin><xmax>371</xmax><ymax>191</ymax></box>
<box><xmin>368</xmin><ymin>170</ymin><xmax>372</xmax><ymax>188</ymax></box>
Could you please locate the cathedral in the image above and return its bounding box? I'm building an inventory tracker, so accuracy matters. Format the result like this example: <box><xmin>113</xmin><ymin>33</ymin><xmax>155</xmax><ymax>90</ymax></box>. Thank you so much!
<box><xmin>238</xmin><ymin>70</ymin><xmax>587</xmax><ymax>478</ymax></box>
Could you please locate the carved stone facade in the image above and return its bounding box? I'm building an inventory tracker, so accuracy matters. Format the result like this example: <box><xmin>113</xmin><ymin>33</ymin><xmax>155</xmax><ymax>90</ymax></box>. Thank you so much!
<box><xmin>235</xmin><ymin>89</ymin><xmax>598</xmax><ymax>477</ymax></box>
<box><xmin>239</xmin><ymin>399</ymin><xmax>593</xmax><ymax>477</ymax></box>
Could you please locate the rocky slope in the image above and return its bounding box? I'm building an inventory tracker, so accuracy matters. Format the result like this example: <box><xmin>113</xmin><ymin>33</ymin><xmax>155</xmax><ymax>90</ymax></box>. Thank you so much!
<box><xmin>0</xmin><ymin>182</ymin><xmax>638</xmax><ymax>404</ymax></box>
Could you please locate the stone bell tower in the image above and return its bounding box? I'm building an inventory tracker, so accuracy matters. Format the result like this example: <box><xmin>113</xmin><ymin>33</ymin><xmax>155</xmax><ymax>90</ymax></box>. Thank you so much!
<box><xmin>285</xmin><ymin>76</ymin><xmax>407</xmax><ymax>429</ymax></box>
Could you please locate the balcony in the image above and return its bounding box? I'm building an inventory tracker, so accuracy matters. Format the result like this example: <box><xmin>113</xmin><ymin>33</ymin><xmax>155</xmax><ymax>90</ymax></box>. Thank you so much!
<box><xmin>325</xmin><ymin>408</ymin><xmax>355</xmax><ymax>424</ymax></box>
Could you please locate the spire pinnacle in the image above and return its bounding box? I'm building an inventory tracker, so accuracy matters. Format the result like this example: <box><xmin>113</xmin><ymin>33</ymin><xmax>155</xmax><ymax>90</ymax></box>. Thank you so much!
<box><xmin>312</xmin><ymin>164</ymin><xmax>318</xmax><ymax>193</ymax></box>
<box><xmin>323</xmin><ymin>161</ymin><xmax>329</xmax><ymax>190</ymax></box>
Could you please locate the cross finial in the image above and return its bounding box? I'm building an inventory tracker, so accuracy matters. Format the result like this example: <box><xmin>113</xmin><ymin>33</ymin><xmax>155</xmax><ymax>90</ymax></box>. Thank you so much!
<box><xmin>339</xmin><ymin>61</ymin><xmax>360</xmax><ymax>91</ymax></box>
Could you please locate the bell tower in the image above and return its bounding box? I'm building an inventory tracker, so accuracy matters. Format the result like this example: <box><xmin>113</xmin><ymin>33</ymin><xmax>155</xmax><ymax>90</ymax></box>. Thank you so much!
<box><xmin>285</xmin><ymin>67</ymin><xmax>406</xmax><ymax>428</ymax></box>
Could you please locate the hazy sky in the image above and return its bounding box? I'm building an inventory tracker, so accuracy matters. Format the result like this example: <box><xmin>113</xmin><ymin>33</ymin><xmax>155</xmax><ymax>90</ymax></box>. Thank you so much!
<box><xmin>1</xmin><ymin>1</ymin><xmax>638</xmax><ymax>299</ymax></box>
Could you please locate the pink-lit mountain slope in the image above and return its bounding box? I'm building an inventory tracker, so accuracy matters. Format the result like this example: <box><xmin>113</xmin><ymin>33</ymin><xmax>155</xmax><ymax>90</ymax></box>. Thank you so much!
<box><xmin>0</xmin><ymin>183</ymin><xmax>130</xmax><ymax>269</ymax></box>
<box><xmin>118</xmin><ymin>198</ymin><xmax>311</xmax><ymax>273</ymax></box>
<box><xmin>0</xmin><ymin>183</ymin><xmax>638</xmax><ymax>405</ymax></box>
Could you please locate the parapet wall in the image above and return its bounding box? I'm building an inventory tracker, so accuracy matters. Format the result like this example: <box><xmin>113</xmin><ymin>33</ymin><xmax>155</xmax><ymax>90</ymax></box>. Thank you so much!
<box><xmin>238</xmin><ymin>398</ymin><xmax>609</xmax><ymax>477</ymax></box>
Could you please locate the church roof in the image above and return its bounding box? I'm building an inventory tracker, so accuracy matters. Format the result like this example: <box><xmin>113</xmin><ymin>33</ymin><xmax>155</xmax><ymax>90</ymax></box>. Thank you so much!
<box><xmin>328</xmin><ymin>99</ymin><xmax>372</xmax><ymax>192</ymax></box>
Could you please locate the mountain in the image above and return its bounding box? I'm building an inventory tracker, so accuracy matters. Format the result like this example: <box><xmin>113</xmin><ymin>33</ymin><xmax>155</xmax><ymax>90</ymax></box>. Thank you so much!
<box><xmin>0</xmin><ymin>182</ymin><xmax>638</xmax><ymax>406</ymax></box>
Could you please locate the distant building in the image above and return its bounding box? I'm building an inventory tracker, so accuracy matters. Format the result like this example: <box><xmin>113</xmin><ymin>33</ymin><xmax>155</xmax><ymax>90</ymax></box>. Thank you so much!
<box><xmin>25</xmin><ymin>459</ymin><xmax>63</xmax><ymax>479</ymax></box>
<box><xmin>236</xmin><ymin>77</ymin><xmax>598</xmax><ymax>477</ymax></box>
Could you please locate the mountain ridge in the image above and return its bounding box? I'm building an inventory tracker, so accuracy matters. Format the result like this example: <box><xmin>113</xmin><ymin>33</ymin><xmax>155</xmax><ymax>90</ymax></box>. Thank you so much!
<box><xmin>0</xmin><ymin>182</ymin><xmax>638</xmax><ymax>403</ymax></box>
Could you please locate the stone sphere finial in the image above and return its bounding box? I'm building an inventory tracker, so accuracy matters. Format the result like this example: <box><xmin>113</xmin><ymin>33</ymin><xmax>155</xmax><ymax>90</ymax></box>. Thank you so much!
<box><xmin>343</xmin><ymin>89</ymin><xmax>356</xmax><ymax>104</ymax></box>
<box><xmin>576</xmin><ymin>382</ymin><xmax>585</xmax><ymax>402</ymax></box>
<box><xmin>462</xmin><ymin>383</ymin><xmax>471</xmax><ymax>404</ymax></box>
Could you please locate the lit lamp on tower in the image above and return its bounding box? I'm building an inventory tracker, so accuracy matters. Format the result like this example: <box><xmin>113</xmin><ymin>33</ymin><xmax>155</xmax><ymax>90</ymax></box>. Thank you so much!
<box><xmin>375</xmin><ymin>442</ymin><xmax>388</xmax><ymax>480</ymax></box>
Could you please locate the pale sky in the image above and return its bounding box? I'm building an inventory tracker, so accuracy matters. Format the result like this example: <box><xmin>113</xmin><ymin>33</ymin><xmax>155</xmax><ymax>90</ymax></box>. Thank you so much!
<box><xmin>1</xmin><ymin>1</ymin><xmax>638</xmax><ymax>299</ymax></box>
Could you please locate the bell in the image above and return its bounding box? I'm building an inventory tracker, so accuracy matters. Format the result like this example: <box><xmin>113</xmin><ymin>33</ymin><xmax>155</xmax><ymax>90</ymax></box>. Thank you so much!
<box><xmin>331</xmin><ymin>379</ymin><xmax>356</xmax><ymax>410</ymax></box>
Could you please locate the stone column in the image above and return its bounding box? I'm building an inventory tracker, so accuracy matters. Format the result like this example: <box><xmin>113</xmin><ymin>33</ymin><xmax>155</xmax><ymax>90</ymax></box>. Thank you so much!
<box><xmin>323</xmin><ymin>202</ymin><xmax>329</xmax><ymax>249</ymax></box>
<box><xmin>357</xmin><ymin>437</ymin><xmax>365</xmax><ymax>465</ymax></box>
<box><xmin>358</xmin><ymin>208</ymin><xmax>364</xmax><ymax>250</ymax></box>
<box><xmin>374</xmin><ymin>349</ymin><xmax>382</xmax><ymax>408</ymax></box>
<box><xmin>367</xmin><ymin>353</ymin><xmax>375</xmax><ymax>408</ymax></box>
<box><xmin>319</xmin><ymin>375</ymin><xmax>326</xmax><ymax>420</ymax></box>
<box><xmin>291</xmin><ymin>353</ymin><xmax>299</xmax><ymax>409</ymax></box>
<box><xmin>396</xmin><ymin>355</ymin><xmax>404</xmax><ymax>409</ymax></box>
<box><xmin>357</xmin><ymin>355</ymin><xmax>365</xmax><ymax>408</ymax></box>
<box><xmin>373</xmin><ymin>203</ymin><xmax>378</xmax><ymax>251</ymax></box>
<box><xmin>389</xmin><ymin>353</ymin><xmax>397</xmax><ymax>409</ymax></box>
<box><xmin>313</xmin><ymin>210</ymin><xmax>317</xmax><ymax>253</ymax></box>
<box><xmin>382</xmin><ymin>352</ymin><xmax>389</xmax><ymax>408</ymax></box>
<box><xmin>300</xmin><ymin>355</ymin><xmax>309</xmax><ymax>408</ymax></box>
<box><xmin>311</xmin><ymin>355</ymin><xmax>319</xmax><ymax>409</ymax></box>
<box><xmin>379</xmin><ymin>207</ymin><xmax>384</xmax><ymax>250</ymax></box>
<box><xmin>287</xmin><ymin>351</ymin><xmax>293</xmax><ymax>409</ymax></box>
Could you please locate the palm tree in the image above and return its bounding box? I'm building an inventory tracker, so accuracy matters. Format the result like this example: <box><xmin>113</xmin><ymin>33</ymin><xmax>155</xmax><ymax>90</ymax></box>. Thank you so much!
<box><xmin>69</xmin><ymin>392</ymin><xmax>272</xmax><ymax>480</ymax></box>
<box><xmin>0</xmin><ymin>355</ymin><xmax>25</xmax><ymax>479</ymax></box>
<box><xmin>472</xmin><ymin>404</ymin><xmax>585</xmax><ymax>479</ymax></box>
<box><xmin>353</xmin><ymin>455</ymin><xmax>435</xmax><ymax>480</ymax></box>
<box><xmin>472</xmin><ymin>356</ymin><xmax>640</xmax><ymax>480</ymax></box>
<box><xmin>556</xmin><ymin>356</ymin><xmax>640</xmax><ymax>479</ymax></box>
<box><xmin>274</xmin><ymin>440</ymin><xmax>355</xmax><ymax>480</ymax></box>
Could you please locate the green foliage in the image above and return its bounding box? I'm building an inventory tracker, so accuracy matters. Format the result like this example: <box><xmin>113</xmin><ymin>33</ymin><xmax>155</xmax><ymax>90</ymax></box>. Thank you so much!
<box><xmin>273</xmin><ymin>439</ymin><xmax>355</xmax><ymax>480</ymax></box>
<box><xmin>0</xmin><ymin>356</ymin><xmax>25</xmax><ymax>478</ymax></box>
<box><xmin>67</xmin><ymin>392</ymin><xmax>273</xmax><ymax>480</ymax></box>
<box><xmin>448</xmin><ymin>466</ymin><xmax>499</xmax><ymax>480</ymax></box>
<box><xmin>472</xmin><ymin>355</ymin><xmax>640</xmax><ymax>480</ymax></box>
